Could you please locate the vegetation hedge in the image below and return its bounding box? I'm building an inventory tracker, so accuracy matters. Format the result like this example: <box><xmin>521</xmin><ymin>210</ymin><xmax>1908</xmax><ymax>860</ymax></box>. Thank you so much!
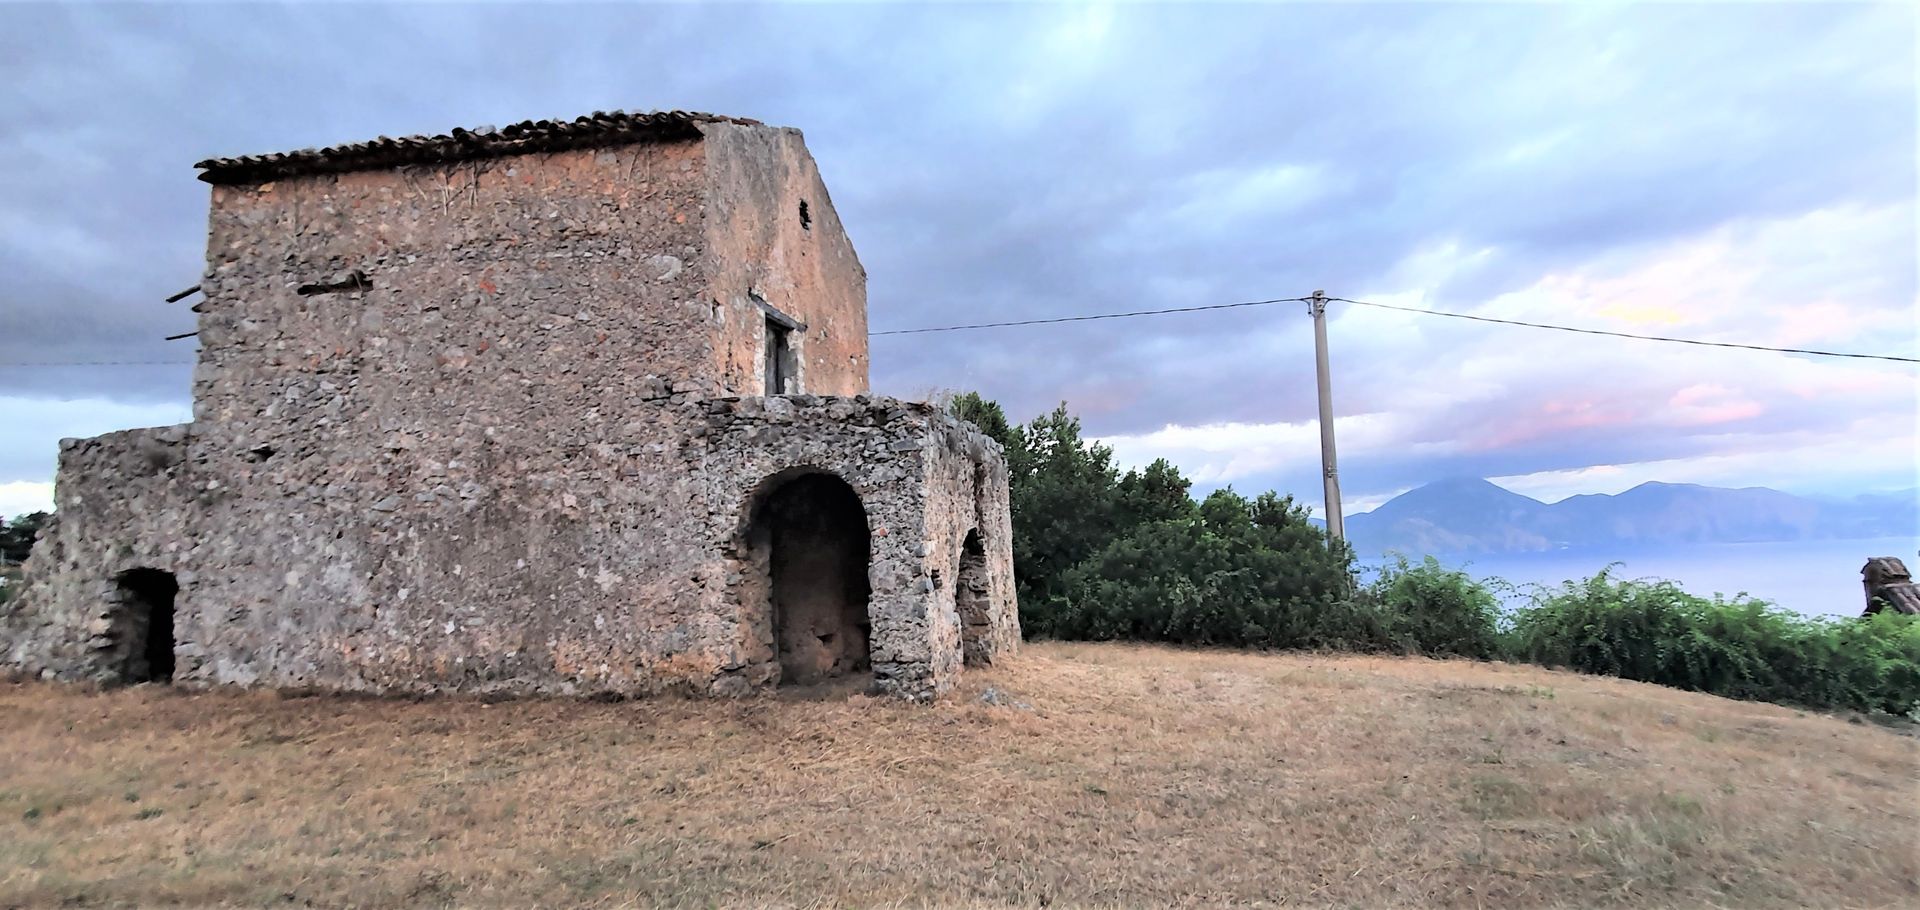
<box><xmin>1509</xmin><ymin>571</ymin><xmax>1920</xmax><ymax>716</ymax></box>
<box><xmin>951</xmin><ymin>393</ymin><xmax>1920</xmax><ymax>718</ymax></box>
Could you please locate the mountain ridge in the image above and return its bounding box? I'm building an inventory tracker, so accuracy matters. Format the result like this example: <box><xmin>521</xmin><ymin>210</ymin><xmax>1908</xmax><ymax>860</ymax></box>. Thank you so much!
<box><xmin>1343</xmin><ymin>479</ymin><xmax>1919</xmax><ymax>556</ymax></box>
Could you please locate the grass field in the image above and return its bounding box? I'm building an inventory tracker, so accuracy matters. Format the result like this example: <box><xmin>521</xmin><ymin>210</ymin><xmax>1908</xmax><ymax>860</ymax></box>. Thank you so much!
<box><xmin>2</xmin><ymin>642</ymin><xmax>1914</xmax><ymax>908</ymax></box>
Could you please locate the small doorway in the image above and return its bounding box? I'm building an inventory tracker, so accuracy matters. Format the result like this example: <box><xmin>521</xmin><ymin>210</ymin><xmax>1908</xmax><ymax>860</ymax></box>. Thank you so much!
<box><xmin>955</xmin><ymin>529</ymin><xmax>991</xmax><ymax>665</ymax></box>
<box><xmin>751</xmin><ymin>473</ymin><xmax>871</xmax><ymax>685</ymax></box>
<box><xmin>112</xmin><ymin>567</ymin><xmax>177</xmax><ymax>683</ymax></box>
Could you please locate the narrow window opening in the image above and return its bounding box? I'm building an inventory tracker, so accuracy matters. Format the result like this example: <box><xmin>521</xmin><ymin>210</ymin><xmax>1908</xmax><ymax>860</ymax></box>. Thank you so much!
<box><xmin>113</xmin><ymin>568</ymin><xmax>178</xmax><ymax>683</ymax></box>
<box><xmin>765</xmin><ymin>318</ymin><xmax>795</xmax><ymax>395</ymax></box>
<box><xmin>955</xmin><ymin>530</ymin><xmax>991</xmax><ymax>666</ymax></box>
<box><xmin>798</xmin><ymin>200</ymin><xmax>811</xmax><ymax>231</ymax></box>
<box><xmin>296</xmin><ymin>270</ymin><xmax>372</xmax><ymax>297</ymax></box>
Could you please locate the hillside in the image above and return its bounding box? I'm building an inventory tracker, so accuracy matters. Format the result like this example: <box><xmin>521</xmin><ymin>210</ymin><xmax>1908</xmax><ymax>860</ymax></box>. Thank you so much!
<box><xmin>1346</xmin><ymin>479</ymin><xmax>1919</xmax><ymax>556</ymax></box>
<box><xmin>1344</xmin><ymin>477</ymin><xmax>1555</xmax><ymax>554</ymax></box>
<box><xmin>3</xmin><ymin>643</ymin><xmax>1914</xmax><ymax>909</ymax></box>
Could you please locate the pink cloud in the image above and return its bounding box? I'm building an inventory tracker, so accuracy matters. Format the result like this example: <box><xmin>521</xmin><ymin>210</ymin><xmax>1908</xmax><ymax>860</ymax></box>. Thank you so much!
<box><xmin>1472</xmin><ymin>398</ymin><xmax>1639</xmax><ymax>450</ymax></box>
<box><xmin>1664</xmin><ymin>384</ymin><xmax>1765</xmax><ymax>426</ymax></box>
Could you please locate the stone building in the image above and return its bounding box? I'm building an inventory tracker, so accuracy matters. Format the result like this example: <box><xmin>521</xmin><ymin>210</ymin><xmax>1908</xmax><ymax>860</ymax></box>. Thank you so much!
<box><xmin>2</xmin><ymin>110</ymin><xmax>1019</xmax><ymax>700</ymax></box>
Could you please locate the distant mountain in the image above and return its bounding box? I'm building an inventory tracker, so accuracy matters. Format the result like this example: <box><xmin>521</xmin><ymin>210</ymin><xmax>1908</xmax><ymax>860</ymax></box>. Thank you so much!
<box><xmin>1344</xmin><ymin>480</ymin><xmax>1919</xmax><ymax>556</ymax></box>
<box><xmin>1812</xmin><ymin>489</ymin><xmax>1920</xmax><ymax>539</ymax></box>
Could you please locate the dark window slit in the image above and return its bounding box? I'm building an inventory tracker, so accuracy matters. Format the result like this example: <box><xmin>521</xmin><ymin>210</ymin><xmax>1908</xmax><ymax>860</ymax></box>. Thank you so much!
<box><xmin>297</xmin><ymin>271</ymin><xmax>372</xmax><ymax>296</ymax></box>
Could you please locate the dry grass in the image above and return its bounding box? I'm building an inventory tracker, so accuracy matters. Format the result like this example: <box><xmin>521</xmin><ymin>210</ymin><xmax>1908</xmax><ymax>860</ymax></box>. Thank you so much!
<box><xmin>1</xmin><ymin>642</ymin><xmax>1915</xmax><ymax>909</ymax></box>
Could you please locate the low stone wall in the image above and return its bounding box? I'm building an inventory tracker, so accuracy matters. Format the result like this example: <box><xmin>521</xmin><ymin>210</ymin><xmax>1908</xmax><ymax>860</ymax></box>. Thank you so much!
<box><xmin>1</xmin><ymin>396</ymin><xmax>1019</xmax><ymax>700</ymax></box>
<box><xmin>922</xmin><ymin>418</ymin><xmax>1020</xmax><ymax>670</ymax></box>
<box><xmin>693</xmin><ymin>393</ymin><xmax>1016</xmax><ymax>699</ymax></box>
<box><xmin>2</xmin><ymin>425</ymin><xmax>194</xmax><ymax>682</ymax></box>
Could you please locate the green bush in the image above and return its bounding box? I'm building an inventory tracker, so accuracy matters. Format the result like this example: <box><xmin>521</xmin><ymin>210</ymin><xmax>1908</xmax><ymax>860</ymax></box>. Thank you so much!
<box><xmin>1505</xmin><ymin>569</ymin><xmax>1920</xmax><ymax>715</ymax></box>
<box><xmin>1292</xmin><ymin>595</ymin><xmax>1406</xmax><ymax>654</ymax></box>
<box><xmin>1040</xmin><ymin>491</ymin><xmax>1353</xmax><ymax>647</ymax></box>
<box><xmin>1351</xmin><ymin>556</ymin><xmax>1504</xmax><ymax>658</ymax></box>
<box><xmin>952</xmin><ymin>392</ymin><xmax>1919</xmax><ymax>718</ymax></box>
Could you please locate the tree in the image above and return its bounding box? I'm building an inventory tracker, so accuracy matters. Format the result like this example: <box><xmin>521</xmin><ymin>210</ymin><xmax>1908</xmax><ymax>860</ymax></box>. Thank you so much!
<box><xmin>1009</xmin><ymin>404</ymin><xmax>1121</xmax><ymax>621</ymax></box>
<box><xmin>0</xmin><ymin>511</ymin><xmax>50</xmax><ymax>607</ymax></box>
<box><xmin>949</xmin><ymin>392</ymin><xmax>1016</xmax><ymax>452</ymax></box>
<box><xmin>1116</xmin><ymin>459</ymin><xmax>1195</xmax><ymax>527</ymax></box>
<box><xmin>1</xmin><ymin>512</ymin><xmax>51</xmax><ymax>566</ymax></box>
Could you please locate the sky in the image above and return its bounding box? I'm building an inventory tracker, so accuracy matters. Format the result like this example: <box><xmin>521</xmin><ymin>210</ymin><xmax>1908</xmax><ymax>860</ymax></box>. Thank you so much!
<box><xmin>1</xmin><ymin>1</ymin><xmax>1915</xmax><ymax>519</ymax></box>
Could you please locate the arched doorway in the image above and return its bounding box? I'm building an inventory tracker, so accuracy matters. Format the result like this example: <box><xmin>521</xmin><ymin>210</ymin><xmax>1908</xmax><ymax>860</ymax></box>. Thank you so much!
<box><xmin>112</xmin><ymin>567</ymin><xmax>177</xmax><ymax>683</ymax></box>
<box><xmin>955</xmin><ymin>529</ymin><xmax>991</xmax><ymax>666</ymax></box>
<box><xmin>749</xmin><ymin>472</ymin><xmax>872</xmax><ymax>685</ymax></box>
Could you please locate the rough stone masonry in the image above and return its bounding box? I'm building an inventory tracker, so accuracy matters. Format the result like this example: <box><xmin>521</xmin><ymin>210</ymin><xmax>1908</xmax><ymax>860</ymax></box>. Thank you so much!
<box><xmin>1</xmin><ymin>110</ymin><xmax>1019</xmax><ymax>700</ymax></box>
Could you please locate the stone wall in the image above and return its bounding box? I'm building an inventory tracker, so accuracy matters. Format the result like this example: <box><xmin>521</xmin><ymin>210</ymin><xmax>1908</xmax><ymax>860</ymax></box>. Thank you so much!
<box><xmin>3</xmin><ymin>116</ymin><xmax>1016</xmax><ymax>700</ymax></box>
<box><xmin>692</xmin><ymin>394</ymin><xmax>1013</xmax><ymax>699</ymax></box>
<box><xmin>3</xmin><ymin>426</ymin><xmax>194</xmax><ymax>682</ymax></box>
<box><xmin>185</xmin><ymin>135</ymin><xmax>726</xmax><ymax>693</ymax></box>
<box><xmin>702</xmin><ymin>123</ymin><xmax>869</xmax><ymax>397</ymax></box>
<box><xmin>923</xmin><ymin>419</ymin><xmax>1020</xmax><ymax>669</ymax></box>
<box><xmin>0</xmin><ymin>391</ymin><xmax>1015</xmax><ymax>698</ymax></box>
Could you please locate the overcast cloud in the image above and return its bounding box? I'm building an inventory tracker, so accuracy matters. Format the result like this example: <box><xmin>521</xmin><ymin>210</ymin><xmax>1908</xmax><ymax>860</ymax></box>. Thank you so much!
<box><xmin>1</xmin><ymin>1</ymin><xmax>1913</xmax><ymax>517</ymax></box>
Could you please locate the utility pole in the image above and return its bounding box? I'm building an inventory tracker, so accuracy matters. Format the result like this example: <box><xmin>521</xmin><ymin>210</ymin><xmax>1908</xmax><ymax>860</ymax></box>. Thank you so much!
<box><xmin>1308</xmin><ymin>290</ymin><xmax>1345</xmax><ymax>542</ymax></box>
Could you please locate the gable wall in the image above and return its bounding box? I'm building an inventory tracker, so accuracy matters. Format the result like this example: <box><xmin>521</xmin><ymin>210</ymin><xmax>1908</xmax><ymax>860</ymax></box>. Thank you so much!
<box><xmin>701</xmin><ymin>124</ymin><xmax>870</xmax><ymax>397</ymax></box>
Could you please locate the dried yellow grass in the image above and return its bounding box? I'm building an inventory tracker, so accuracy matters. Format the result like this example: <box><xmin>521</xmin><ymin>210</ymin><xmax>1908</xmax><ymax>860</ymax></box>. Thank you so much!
<box><xmin>1</xmin><ymin>641</ymin><xmax>1914</xmax><ymax>908</ymax></box>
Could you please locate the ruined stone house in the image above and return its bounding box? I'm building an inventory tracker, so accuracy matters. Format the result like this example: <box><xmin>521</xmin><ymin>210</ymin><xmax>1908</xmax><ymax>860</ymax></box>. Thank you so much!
<box><xmin>1</xmin><ymin>110</ymin><xmax>1019</xmax><ymax>700</ymax></box>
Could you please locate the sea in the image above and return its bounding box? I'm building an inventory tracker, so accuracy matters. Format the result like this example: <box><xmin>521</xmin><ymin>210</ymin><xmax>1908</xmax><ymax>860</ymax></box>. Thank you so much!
<box><xmin>1359</xmin><ymin>536</ymin><xmax>1920</xmax><ymax>619</ymax></box>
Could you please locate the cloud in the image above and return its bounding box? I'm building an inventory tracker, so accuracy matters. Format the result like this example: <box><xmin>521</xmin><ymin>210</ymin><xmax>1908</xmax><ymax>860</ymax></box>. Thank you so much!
<box><xmin>1490</xmin><ymin>427</ymin><xmax>1920</xmax><ymax>503</ymax></box>
<box><xmin>0</xmin><ymin>2</ymin><xmax>1911</xmax><ymax>511</ymax></box>
<box><xmin>0</xmin><ymin>482</ymin><xmax>54</xmax><ymax>519</ymax></box>
<box><xmin>0</xmin><ymin>396</ymin><xmax>194</xmax><ymax>486</ymax></box>
<box><xmin>1098</xmin><ymin>198</ymin><xmax>1916</xmax><ymax>506</ymax></box>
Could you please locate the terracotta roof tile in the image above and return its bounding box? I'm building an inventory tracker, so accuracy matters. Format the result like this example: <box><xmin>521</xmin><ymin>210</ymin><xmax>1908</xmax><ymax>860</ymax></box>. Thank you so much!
<box><xmin>195</xmin><ymin>110</ymin><xmax>759</xmax><ymax>185</ymax></box>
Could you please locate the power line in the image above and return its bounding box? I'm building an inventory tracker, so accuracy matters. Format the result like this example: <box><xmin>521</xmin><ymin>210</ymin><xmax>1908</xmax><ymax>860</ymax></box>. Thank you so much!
<box><xmin>0</xmin><ymin>360</ymin><xmax>194</xmax><ymax>368</ymax></box>
<box><xmin>6</xmin><ymin>291</ymin><xmax>1916</xmax><ymax>366</ymax></box>
<box><xmin>1328</xmin><ymin>297</ymin><xmax>1920</xmax><ymax>364</ymax></box>
<box><xmin>868</xmin><ymin>296</ymin><xmax>1311</xmax><ymax>335</ymax></box>
<box><xmin>869</xmin><ymin>291</ymin><xmax>1917</xmax><ymax>364</ymax></box>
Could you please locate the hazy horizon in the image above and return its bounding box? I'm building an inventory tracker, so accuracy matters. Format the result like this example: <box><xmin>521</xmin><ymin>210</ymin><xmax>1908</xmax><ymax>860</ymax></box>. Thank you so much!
<box><xmin>1396</xmin><ymin>536</ymin><xmax>1920</xmax><ymax>619</ymax></box>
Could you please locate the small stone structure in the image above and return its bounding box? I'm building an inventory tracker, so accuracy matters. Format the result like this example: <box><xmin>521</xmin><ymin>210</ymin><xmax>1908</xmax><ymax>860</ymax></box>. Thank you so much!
<box><xmin>1861</xmin><ymin>556</ymin><xmax>1920</xmax><ymax>616</ymax></box>
<box><xmin>2</xmin><ymin>111</ymin><xmax>1018</xmax><ymax>699</ymax></box>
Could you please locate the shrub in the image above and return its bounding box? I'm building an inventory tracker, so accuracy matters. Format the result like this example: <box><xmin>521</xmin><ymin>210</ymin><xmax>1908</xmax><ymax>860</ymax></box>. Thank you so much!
<box><xmin>1352</xmin><ymin>556</ymin><xmax>1504</xmax><ymax>658</ymax></box>
<box><xmin>951</xmin><ymin>391</ymin><xmax>1356</xmax><ymax>644</ymax></box>
<box><xmin>1044</xmin><ymin>520</ymin><xmax>1222</xmax><ymax>642</ymax></box>
<box><xmin>1041</xmin><ymin>491</ymin><xmax>1353</xmax><ymax>648</ymax></box>
<box><xmin>952</xmin><ymin>392</ymin><xmax>1919</xmax><ymax>718</ymax></box>
<box><xmin>1505</xmin><ymin>569</ymin><xmax>1920</xmax><ymax>715</ymax></box>
<box><xmin>1294</xmin><ymin>595</ymin><xmax>1405</xmax><ymax>653</ymax></box>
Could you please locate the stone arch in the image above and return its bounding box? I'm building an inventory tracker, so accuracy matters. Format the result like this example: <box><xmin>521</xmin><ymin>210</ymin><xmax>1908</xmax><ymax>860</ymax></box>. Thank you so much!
<box><xmin>955</xmin><ymin>528</ymin><xmax>991</xmax><ymax>666</ymax></box>
<box><xmin>109</xmin><ymin>567</ymin><xmax>177</xmax><ymax>683</ymax></box>
<box><xmin>741</xmin><ymin>468</ymin><xmax>873</xmax><ymax>685</ymax></box>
